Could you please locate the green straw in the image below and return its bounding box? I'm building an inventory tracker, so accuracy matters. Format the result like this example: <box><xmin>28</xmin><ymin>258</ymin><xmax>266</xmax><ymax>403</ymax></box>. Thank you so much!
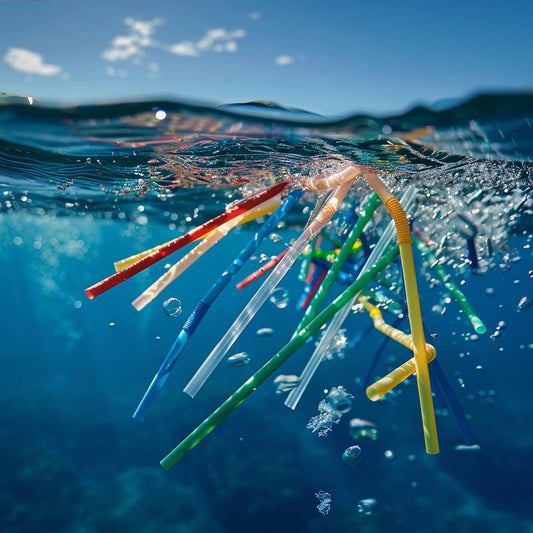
<box><xmin>413</xmin><ymin>236</ymin><xmax>486</xmax><ymax>334</ymax></box>
<box><xmin>160</xmin><ymin>244</ymin><xmax>399</xmax><ymax>470</ymax></box>
<box><xmin>296</xmin><ymin>192</ymin><xmax>381</xmax><ymax>333</ymax></box>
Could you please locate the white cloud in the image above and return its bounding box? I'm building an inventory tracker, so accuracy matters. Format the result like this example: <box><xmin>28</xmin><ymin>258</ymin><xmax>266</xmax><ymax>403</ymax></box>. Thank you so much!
<box><xmin>168</xmin><ymin>28</ymin><xmax>245</xmax><ymax>57</ymax></box>
<box><xmin>102</xmin><ymin>35</ymin><xmax>143</xmax><ymax>62</ymax></box>
<box><xmin>103</xmin><ymin>18</ymin><xmax>247</xmax><ymax>75</ymax></box>
<box><xmin>4</xmin><ymin>47</ymin><xmax>64</xmax><ymax>76</ymax></box>
<box><xmin>124</xmin><ymin>16</ymin><xmax>163</xmax><ymax>38</ymax></box>
<box><xmin>102</xmin><ymin>17</ymin><xmax>161</xmax><ymax>63</ymax></box>
<box><xmin>275</xmin><ymin>55</ymin><xmax>294</xmax><ymax>66</ymax></box>
<box><xmin>167</xmin><ymin>41</ymin><xmax>198</xmax><ymax>57</ymax></box>
<box><xmin>249</xmin><ymin>11</ymin><xmax>261</xmax><ymax>20</ymax></box>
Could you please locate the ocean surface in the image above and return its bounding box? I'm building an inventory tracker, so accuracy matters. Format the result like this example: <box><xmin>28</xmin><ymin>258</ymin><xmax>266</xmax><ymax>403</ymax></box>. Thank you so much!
<box><xmin>0</xmin><ymin>92</ymin><xmax>532</xmax><ymax>533</ymax></box>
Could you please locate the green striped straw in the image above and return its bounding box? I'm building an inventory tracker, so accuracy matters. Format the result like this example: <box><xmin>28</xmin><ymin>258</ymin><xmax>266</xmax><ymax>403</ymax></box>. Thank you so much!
<box><xmin>160</xmin><ymin>244</ymin><xmax>399</xmax><ymax>470</ymax></box>
<box><xmin>296</xmin><ymin>192</ymin><xmax>381</xmax><ymax>333</ymax></box>
<box><xmin>413</xmin><ymin>236</ymin><xmax>486</xmax><ymax>334</ymax></box>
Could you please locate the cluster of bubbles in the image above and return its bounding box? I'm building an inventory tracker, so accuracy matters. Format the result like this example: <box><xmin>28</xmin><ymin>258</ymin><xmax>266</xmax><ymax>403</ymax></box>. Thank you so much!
<box><xmin>315</xmin><ymin>489</ymin><xmax>378</xmax><ymax>517</ymax></box>
<box><xmin>315</xmin><ymin>490</ymin><xmax>332</xmax><ymax>516</ymax></box>
<box><xmin>412</xmin><ymin>169</ymin><xmax>529</xmax><ymax>277</ymax></box>
<box><xmin>307</xmin><ymin>386</ymin><xmax>354</xmax><ymax>437</ymax></box>
<box><xmin>316</xmin><ymin>328</ymin><xmax>349</xmax><ymax>361</ymax></box>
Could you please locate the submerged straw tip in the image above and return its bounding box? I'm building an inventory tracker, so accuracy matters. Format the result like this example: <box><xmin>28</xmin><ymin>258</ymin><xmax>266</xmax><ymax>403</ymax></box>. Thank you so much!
<box><xmin>365</xmin><ymin>386</ymin><xmax>381</xmax><ymax>402</ymax></box>
<box><xmin>160</xmin><ymin>460</ymin><xmax>172</xmax><ymax>471</ymax></box>
<box><xmin>472</xmin><ymin>318</ymin><xmax>487</xmax><ymax>335</ymax></box>
<box><xmin>84</xmin><ymin>288</ymin><xmax>96</xmax><ymax>300</ymax></box>
<box><xmin>131</xmin><ymin>300</ymin><xmax>146</xmax><ymax>312</ymax></box>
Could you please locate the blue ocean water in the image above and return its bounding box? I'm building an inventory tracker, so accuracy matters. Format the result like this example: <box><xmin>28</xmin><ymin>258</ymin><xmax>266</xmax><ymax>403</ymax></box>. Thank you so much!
<box><xmin>0</xmin><ymin>93</ymin><xmax>532</xmax><ymax>532</ymax></box>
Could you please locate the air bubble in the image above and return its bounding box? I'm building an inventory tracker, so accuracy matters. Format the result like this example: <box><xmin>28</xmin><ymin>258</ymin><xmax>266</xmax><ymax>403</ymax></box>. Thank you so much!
<box><xmin>357</xmin><ymin>498</ymin><xmax>378</xmax><ymax>516</ymax></box>
<box><xmin>163</xmin><ymin>298</ymin><xmax>183</xmax><ymax>317</ymax></box>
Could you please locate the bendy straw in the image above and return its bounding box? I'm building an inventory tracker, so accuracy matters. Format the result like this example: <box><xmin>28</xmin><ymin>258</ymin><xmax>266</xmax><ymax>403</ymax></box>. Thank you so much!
<box><xmin>295</xmin><ymin>192</ymin><xmax>381</xmax><ymax>334</ymax></box>
<box><xmin>132</xmin><ymin>192</ymin><xmax>302</xmax><ymax>421</ymax></box>
<box><xmin>285</xmin><ymin>187</ymin><xmax>417</xmax><ymax>410</ymax></box>
<box><xmin>364</xmin><ymin>173</ymin><xmax>439</xmax><ymax>455</ymax></box>
<box><xmin>84</xmin><ymin>180</ymin><xmax>289</xmax><ymax>299</ymax></box>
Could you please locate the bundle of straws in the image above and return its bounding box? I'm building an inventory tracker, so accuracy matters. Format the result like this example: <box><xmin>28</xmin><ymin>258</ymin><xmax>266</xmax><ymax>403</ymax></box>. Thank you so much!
<box><xmin>86</xmin><ymin>165</ymin><xmax>486</xmax><ymax>469</ymax></box>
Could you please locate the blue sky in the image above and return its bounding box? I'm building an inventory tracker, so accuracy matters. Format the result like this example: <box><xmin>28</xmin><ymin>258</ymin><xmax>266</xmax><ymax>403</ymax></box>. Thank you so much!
<box><xmin>1</xmin><ymin>0</ymin><xmax>532</xmax><ymax>116</ymax></box>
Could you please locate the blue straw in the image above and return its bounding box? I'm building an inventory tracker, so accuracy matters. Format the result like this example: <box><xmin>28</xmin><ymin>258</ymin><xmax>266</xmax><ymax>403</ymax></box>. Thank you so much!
<box><xmin>133</xmin><ymin>191</ymin><xmax>302</xmax><ymax>421</ymax></box>
<box><xmin>422</xmin><ymin>323</ymin><xmax>478</xmax><ymax>446</ymax></box>
<box><xmin>429</xmin><ymin>359</ymin><xmax>478</xmax><ymax>446</ymax></box>
<box><xmin>452</xmin><ymin>213</ymin><xmax>479</xmax><ymax>270</ymax></box>
<box><xmin>296</xmin><ymin>261</ymin><xmax>327</xmax><ymax>309</ymax></box>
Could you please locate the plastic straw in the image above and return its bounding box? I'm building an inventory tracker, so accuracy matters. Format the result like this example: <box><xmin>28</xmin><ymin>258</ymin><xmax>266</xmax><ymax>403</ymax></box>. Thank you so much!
<box><xmin>413</xmin><ymin>235</ymin><xmax>487</xmax><ymax>334</ymax></box>
<box><xmin>160</xmin><ymin>245</ymin><xmax>398</xmax><ymax>470</ymax></box>
<box><xmin>131</xmin><ymin>192</ymin><xmax>302</xmax><ymax>421</ymax></box>
<box><xmin>114</xmin><ymin>204</ymin><xmax>284</xmax><ymax>272</ymax></box>
<box><xmin>183</xmin><ymin>180</ymin><xmax>354</xmax><ymax>398</ymax></box>
<box><xmin>295</xmin><ymin>192</ymin><xmax>381</xmax><ymax>334</ymax></box>
<box><xmin>132</xmin><ymin>196</ymin><xmax>281</xmax><ymax>311</ymax></box>
<box><xmin>298</xmin><ymin>235</ymin><xmax>319</xmax><ymax>282</ymax></box>
<box><xmin>366</xmin><ymin>173</ymin><xmax>439</xmax><ymax>454</ymax></box>
<box><xmin>84</xmin><ymin>180</ymin><xmax>289</xmax><ymax>299</ymax></box>
<box><xmin>366</xmin><ymin>348</ymin><xmax>436</xmax><ymax>401</ymax></box>
<box><xmin>285</xmin><ymin>186</ymin><xmax>417</xmax><ymax>410</ymax></box>
<box><xmin>360</xmin><ymin>314</ymin><xmax>405</xmax><ymax>389</ymax></box>
<box><xmin>285</xmin><ymin>243</ymin><xmax>399</xmax><ymax>410</ymax></box>
<box><xmin>299</xmin><ymin>268</ymin><xmax>328</xmax><ymax>310</ymax></box>
<box><xmin>429</xmin><ymin>359</ymin><xmax>479</xmax><ymax>447</ymax></box>
<box><xmin>236</xmin><ymin>249</ymin><xmax>287</xmax><ymax>290</ymax></box>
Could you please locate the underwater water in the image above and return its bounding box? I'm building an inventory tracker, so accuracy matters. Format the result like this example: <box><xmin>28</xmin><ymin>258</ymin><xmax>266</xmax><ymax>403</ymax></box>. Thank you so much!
<box><xmin>0</xmin><ymin>93</ymin><xmax>532</xmax><ymax>533</ymax></box>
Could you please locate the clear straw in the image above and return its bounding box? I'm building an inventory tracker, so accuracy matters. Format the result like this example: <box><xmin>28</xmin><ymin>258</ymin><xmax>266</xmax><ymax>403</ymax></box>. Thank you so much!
<box><xmin>285</xmin><ymin>185</ymin><xmax>417</xmax><ymax>410</ymax></box>
<box><xmin>131</xmin><ymin>192</ymin><xmax>301</xmax><ymax>421</ymax></box>
<box><xmin>184</xmin><ymin>179</ymin><xmax>354</xmax><ymax>398</ymax></box>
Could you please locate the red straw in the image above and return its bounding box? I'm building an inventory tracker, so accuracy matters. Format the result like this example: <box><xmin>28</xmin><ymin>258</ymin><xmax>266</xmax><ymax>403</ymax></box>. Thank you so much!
<box><xmin>235</xmin><ymin>248</ymin><xmax>288</xmax><ymax>290</ymax></box>
<box><xmin>85</xmin><ymin>180</ymin><xmax>289</xmax><ymax>299</ymax></box>
<box><xmin>299</xmin><ymin>268</ymin><xmax>328</xmax><ymax>309</ymax></box>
